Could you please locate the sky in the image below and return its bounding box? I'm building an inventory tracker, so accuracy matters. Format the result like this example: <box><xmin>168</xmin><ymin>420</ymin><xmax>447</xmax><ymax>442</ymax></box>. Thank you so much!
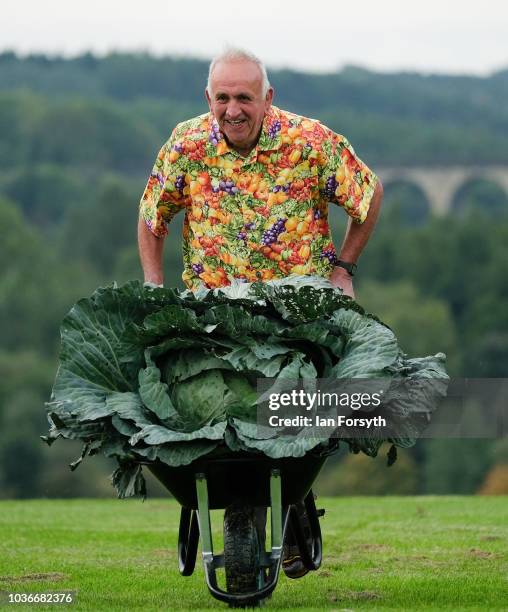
<box><xmin>1</xmin><ymin>0</ymin><xmax>507</xmax><ymax>75</ymax></box>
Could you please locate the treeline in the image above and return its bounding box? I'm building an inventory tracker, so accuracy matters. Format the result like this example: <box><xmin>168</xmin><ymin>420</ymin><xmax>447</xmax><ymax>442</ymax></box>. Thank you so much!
<box><xmin>0</xmin><ymin>53</ymin><xmax>507</xmax><ymax>499</ymax></box>
<box><xmin>2</xmin><ymin>51</ymin><xmax>508</xmax><ymax>166</ymax></box>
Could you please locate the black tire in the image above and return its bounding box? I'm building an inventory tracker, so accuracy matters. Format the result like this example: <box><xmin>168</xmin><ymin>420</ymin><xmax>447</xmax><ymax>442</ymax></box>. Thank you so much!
<box><xmin>223</xmin><ymin>503</ymin><xmax>261</xmax><ymax>603</ymax></box>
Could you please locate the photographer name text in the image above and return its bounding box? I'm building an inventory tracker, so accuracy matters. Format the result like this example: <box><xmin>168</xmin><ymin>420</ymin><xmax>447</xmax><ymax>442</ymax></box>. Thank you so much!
<box><xmin>268</xmin><ymin>414</ymin><xmax>387</xmax><ymax>428</ymax></box>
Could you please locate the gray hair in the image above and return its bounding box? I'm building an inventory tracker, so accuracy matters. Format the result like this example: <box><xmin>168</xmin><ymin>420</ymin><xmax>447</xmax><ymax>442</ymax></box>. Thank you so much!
<box><xmin>206</xmin><ymin>47</ymin><xmax>271</xmax><ymax>97</ymax></box>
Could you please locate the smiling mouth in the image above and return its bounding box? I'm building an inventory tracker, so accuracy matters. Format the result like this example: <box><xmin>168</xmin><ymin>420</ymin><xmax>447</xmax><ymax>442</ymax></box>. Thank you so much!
<box><xmin>226</xmin><ymin>119</ymin><xmax>246</xmax><ymax>127</ymax></box>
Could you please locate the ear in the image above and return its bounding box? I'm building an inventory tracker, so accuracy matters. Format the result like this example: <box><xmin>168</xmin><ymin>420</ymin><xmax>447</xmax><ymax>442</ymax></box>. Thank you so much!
<box><xmin>265</xmin><ymin>87</ymin><xmax>274</xmax><ymax>110</ymax></box>
<box><xmin>205</xmin><ymin>88</ymin><xmax>212</xmax><ymax>112</ymax></box>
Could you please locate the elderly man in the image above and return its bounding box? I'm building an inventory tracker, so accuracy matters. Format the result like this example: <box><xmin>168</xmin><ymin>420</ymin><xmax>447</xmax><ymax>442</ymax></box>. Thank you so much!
<box><xmin>138</xmin><ymin>48</ymin><xmax>383</xmax><ymax>300</ymax></box>
<box><xmin>138</xmin><ymin>48</ymin><xmax>383</xmax><ymax>579</ymax></box>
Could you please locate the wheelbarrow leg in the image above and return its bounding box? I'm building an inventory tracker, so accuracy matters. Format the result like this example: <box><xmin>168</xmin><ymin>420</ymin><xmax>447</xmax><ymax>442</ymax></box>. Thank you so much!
<box><xmin>195</xmin><ymin>472</ymin><xmax>214</xmax><ymax>560</ymax></box>
<box><xmin>270</xmin><ymin>468</ymin><xmax>283</xmax><ymax>554</ymax></box>
<box><xmin>287</xmin><ymin>490</ymin><xmax>323</xmax><ymax>572</ymax></box>
<box><xmin>194</xmin><ymin>469</ymin><xmax>290</xmax><ymax>607</ymax></box>
<box><xmin>178</xmin><ymin>507</ymin><xmax>199</xmax><ymax>576</ymax></box>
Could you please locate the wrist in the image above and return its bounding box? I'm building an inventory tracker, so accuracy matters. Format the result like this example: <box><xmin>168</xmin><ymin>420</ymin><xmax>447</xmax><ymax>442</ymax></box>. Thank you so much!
<box><xmin>334</xmin><ymin>259</ymin><xmax>357</xmax><ymax>276</ymax></box>
<box><xmin>331</xmin><ymin>268</ymin><xmax>352</xmax><ymax>281</ymax></box>
<box><xmin>144</xmin><ymin>275</ymin><xmax>163</xmax><ymax>285</ymax></box>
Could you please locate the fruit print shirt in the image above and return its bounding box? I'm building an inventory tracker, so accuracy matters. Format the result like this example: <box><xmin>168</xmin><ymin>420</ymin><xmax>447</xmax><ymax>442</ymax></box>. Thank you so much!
<box><xmin>139</xmin><ymin>105</ymin><xmax>378</xmax><ymax>290</ymax></box>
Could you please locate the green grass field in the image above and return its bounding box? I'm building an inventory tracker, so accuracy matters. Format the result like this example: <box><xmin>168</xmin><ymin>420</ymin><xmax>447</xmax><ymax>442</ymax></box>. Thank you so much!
<box><xmin>0</xmin><ymin>497</ymin><xmax>506</xmax><ymax>611</ymax></box>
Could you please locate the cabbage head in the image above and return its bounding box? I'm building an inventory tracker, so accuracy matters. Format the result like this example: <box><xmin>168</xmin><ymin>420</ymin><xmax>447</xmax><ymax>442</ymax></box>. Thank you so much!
<box><xmin>43</xmin><ymin>276</ymin><xmax>448</xmax><ymax>498</ymax></box>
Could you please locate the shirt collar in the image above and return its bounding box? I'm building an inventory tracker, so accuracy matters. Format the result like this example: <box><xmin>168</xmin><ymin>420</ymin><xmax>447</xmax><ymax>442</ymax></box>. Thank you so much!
<box><xmin>206</xmin><ymin>106</ymin><xmax>282</xmax><ymax>159</ymax></box>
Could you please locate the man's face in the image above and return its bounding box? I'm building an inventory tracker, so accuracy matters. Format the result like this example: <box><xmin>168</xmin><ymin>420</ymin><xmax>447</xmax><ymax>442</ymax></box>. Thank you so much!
<box><xmin>206</xmin><ymin>60</ymin><xmax>273</xmax><ymax>156</ymax></box>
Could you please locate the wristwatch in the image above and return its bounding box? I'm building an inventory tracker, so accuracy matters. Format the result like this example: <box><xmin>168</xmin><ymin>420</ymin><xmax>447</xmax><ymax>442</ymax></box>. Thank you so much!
<box><xmin>335</xmin><ymin>260</ymin><xmax>357</xmax><ymax>276</ymax></box>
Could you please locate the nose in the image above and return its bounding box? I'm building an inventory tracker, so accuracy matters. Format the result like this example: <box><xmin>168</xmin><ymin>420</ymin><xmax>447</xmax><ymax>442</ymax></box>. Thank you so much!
<box><xmin>225</xmin><ymin>99</ymin><xmax>242</xmax><ymax>119</ymax></box>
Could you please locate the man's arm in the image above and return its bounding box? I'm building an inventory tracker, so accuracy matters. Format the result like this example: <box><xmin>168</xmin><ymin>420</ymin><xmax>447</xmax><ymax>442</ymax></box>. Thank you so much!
<box><xmin>138</xmin><ymin>216</ymin><xmax>165</xmax><ymax>285</ymax></box>
<box><xmin>330</xmin><ymin>179</ymin><xmax>383</xmax><ymax>298</ymax></box>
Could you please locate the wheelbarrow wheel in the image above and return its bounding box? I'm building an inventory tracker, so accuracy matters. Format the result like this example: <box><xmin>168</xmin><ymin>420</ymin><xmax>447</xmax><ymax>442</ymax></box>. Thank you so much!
<box><xmin>223</xmin><ymin>503</ymin><xmax>263</xmax><ymax>607</ymax></box>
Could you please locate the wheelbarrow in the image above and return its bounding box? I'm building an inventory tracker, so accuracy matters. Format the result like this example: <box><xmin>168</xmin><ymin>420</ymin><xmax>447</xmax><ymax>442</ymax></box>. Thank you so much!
<box><xmin>140</xmin><ymin>448</ymin><xmax>327</xmax><ymax>607</ymax></box>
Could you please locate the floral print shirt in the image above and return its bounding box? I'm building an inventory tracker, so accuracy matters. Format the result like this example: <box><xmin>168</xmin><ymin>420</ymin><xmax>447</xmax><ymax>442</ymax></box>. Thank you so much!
<box><xmin>139</xmin><ymin>105</ymin><xmax>378</xmax><ymax>290</ymax></box>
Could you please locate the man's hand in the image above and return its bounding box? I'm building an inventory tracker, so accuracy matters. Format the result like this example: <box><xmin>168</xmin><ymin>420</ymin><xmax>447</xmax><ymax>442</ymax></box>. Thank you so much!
<box><xmin>330</xmin><ymin>266</ymin><xmax>354</xmax><ymax>298</ymax></box>
<box><xmin>138</xmin><ymin>216</ymin><xmax>165</xmax><ymax>285</ymax></box>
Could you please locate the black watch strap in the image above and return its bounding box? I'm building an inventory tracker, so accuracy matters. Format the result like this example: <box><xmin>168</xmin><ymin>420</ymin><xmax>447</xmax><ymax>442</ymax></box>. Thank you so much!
<box><xmin>335</xmin><ymin>260</ymin><xmax>357</xmax><ymax>276</ymax></box>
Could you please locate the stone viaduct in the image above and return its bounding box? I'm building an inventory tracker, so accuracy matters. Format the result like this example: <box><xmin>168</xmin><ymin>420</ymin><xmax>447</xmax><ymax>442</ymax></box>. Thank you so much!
<box><xmin>377</xmin><ymin>166</ymin><xmax>508</xmax><ymax>216</ymax></box>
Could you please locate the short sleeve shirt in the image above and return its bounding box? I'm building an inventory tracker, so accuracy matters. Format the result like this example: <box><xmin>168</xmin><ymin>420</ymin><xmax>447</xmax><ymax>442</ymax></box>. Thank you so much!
<box><xmin>139</xmin><ymin>105</ymin><xmax>378</xmax><ymax>290</ymax></box>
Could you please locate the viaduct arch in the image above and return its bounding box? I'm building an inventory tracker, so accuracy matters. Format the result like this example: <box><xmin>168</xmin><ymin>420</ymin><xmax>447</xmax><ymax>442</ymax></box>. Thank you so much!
<box><xmin>377</xmin><ymin>166</ymin><xmax>508</xmax><ymax>216</ymax></box>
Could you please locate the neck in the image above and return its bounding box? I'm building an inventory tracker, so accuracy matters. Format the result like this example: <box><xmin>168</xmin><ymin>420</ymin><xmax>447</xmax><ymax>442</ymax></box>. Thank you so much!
<box><xmin>232</xmin><ymin>144</ymin><xmax>255</xmax><ymax>157</ymax></box>
<box><xmin>223</xmin><ymin>124</ymin><xmax>264</xmax><ymax>158</ymax></box>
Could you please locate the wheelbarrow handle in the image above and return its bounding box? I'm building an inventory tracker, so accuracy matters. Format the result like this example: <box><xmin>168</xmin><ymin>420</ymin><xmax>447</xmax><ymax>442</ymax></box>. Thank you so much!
<box><xmin>178</xmin><ymin>507</ymin><xmax>199</xmax><ymax>576</ymax></box>
<box><xmin>289</xmin><ymin>491</ymin><xmax>323</xmax><ymax>571</ymax></box>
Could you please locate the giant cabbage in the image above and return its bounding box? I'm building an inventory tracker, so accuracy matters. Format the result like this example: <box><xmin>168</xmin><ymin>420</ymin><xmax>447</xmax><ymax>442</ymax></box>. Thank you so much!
<box><xmin>43</xmin><ymin>276</ymin><xmax>448</xmax><ymax>498</ymax></box>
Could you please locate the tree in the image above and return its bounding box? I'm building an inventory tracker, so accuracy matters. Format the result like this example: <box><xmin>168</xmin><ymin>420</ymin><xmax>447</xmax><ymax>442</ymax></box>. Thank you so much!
<box><xmin>0</xmin><ymin>390</ymin><xmax>47</xmax><ymax>498</ymax></box>
<box><xmin>377</xmin><ymin>181</ymin><xmax>431</xmax><ymax>227</ymax></box>
<box><xmin>59</xmin><ymin>174</ymin><xmax>141</xmax><ymax>278</ymax></box>
<box><xmin>422</xmin><ymin>439</ymin><xmax>493</xmax><ymax>494</ymax></box>
<box><xmin>1</xmin><ymin>164</ymin><xmax>88</xmax><ymax>230</ymax></box>
<box><xmin>451</xmin><ymin>179</ymin><xmax>508</xmax><ymax>219</ymax></box>
<box><xmin>356</xmin><ymin>279</ymin><xmax>460</xmax><ymax>374</ymax></box>
<box><xmin>316</xmin><ymin>445</ymin><xmax>418</xmax><ymax>496</ymax></box>
<box><xmin>478</xmin><ymin>439</ymin><xmax>508</xmax><ymax>495</ymax></box>
<box><xmin>30</xmin><ymin>98</ymin><xmax>157</xmax><ymax>175</ymax></box>
<box><xmin>0</xmin><ymin>198</ymin><xmax>99</xmax><ymax>354</ymax></box>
